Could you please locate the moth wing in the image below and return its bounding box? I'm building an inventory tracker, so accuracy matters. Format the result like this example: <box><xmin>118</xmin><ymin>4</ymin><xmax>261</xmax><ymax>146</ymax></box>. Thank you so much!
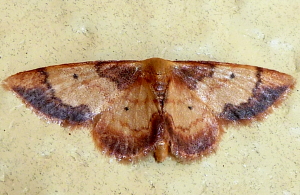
<box><xmin>3</xmin><ymin>61</ymin><xmax>137</xmax><ymax>126</ymax></box>
<box><xmin>165</xmin><ymin>78</ymin><xmax>220</xmax><ymax>160</ymax></box>
<box><xmin>4</xmin><ymin>60</ymin><xmax>160</xmax><ymax>161</ymax></box>
<box><xmin>165</xmin><ymin>61</ymin><xmax>295</xmax><ymax>160</ymax></box>
<box><xmin>172</xmin><ymin>61</ymin><xmax>295</xmax><ymax>121</ymax></box>
<box><xmin>92</xmin><ymin>79</ymin><xmax>159</xmax><ymax>161</ymax></box>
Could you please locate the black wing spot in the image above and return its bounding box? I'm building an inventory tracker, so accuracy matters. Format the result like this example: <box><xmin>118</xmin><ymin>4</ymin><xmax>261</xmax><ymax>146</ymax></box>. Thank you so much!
<box><xmin>124</xmin><ymin>107</ymin><xmax>129</xmax><ymax>111</ymax></box>
<box><xmin>188</xmin><ymin>106</ymin><xmax>193</xmax><ymax>110</ymax></box>
<box><xmin>230</xmin><ymin>73</ymin><xmax>235</xmax><ymax>79</ymax></box>
<box><xmin>73</xmin><ymin>73</ymin><xmax>79</xmax><ymax>79</ymax></box>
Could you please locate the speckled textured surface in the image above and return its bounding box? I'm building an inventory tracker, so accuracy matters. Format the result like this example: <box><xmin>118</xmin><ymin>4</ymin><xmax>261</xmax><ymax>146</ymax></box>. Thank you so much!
<box><xmin>0</xmin><ymin>1</ymin><xmax>299</xmax><ymax>194</ymax></box>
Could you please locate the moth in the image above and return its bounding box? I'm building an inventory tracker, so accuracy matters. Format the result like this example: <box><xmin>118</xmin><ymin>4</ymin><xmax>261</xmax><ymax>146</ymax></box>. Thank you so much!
<box><xmin>3</xmin><ymin>58</ymin><xmax>295</xmax><ymax>163</ymax></box>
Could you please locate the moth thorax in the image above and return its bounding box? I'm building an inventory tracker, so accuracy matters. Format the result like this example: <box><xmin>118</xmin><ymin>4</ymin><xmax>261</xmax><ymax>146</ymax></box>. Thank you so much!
<box><xmin>152</xmin><ymin>80</ymin><xmax>169</xmax><ymax>107</ymax></box>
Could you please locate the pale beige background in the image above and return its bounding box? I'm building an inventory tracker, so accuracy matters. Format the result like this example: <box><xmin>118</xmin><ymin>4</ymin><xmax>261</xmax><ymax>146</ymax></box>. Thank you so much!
<box><xmin>0</xmin><ymin>0</ymin><xmax>299</xmax><ymax>194</ymax></box>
